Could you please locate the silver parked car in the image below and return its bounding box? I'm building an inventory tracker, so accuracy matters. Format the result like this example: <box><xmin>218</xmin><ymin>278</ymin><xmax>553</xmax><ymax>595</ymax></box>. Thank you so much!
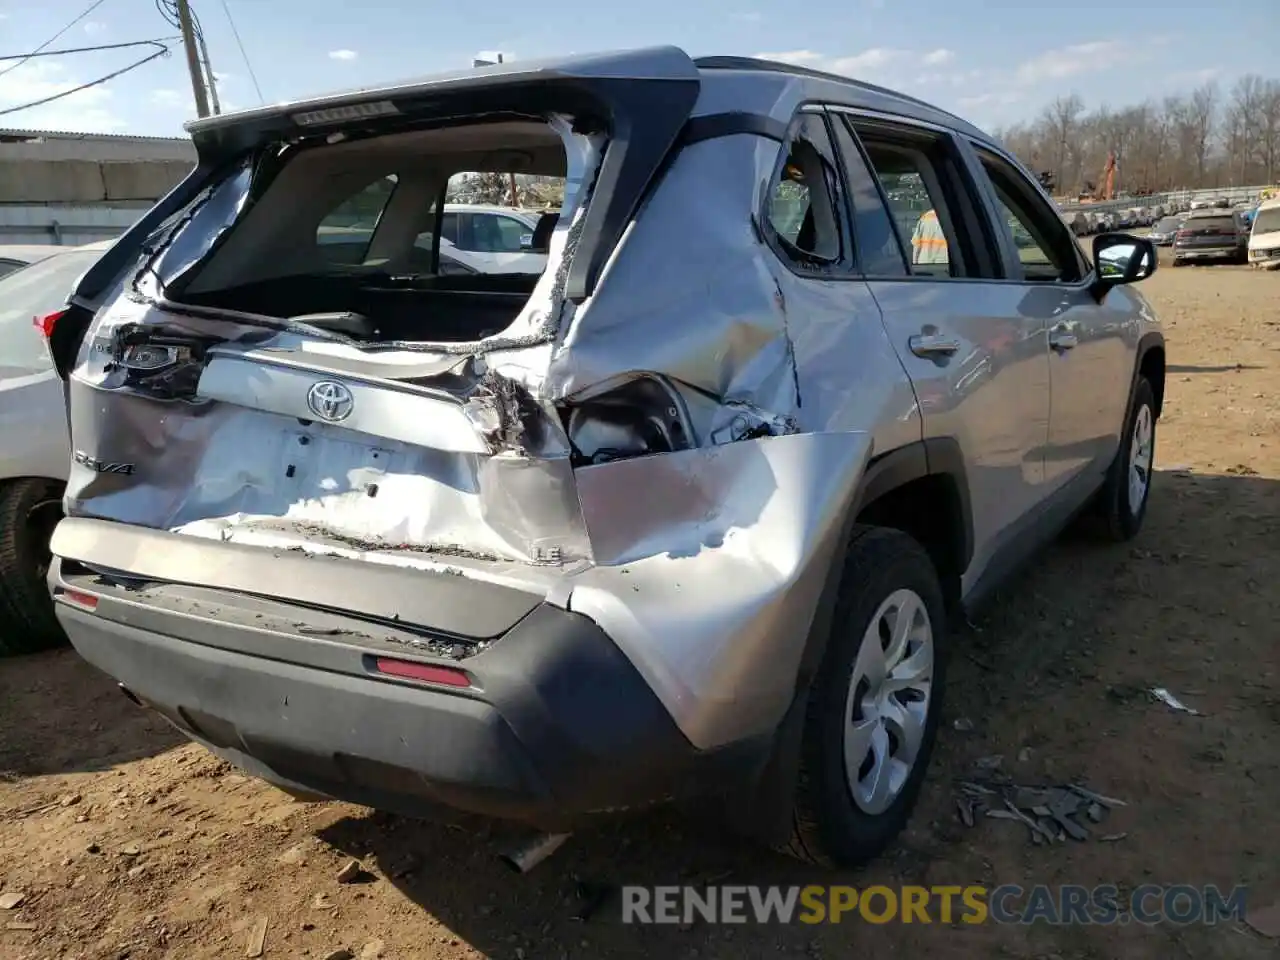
<box><xmin>45</xmin><ymin>49</ymin><xmax>1164</xmax><ymax>867</ymax></box>
<box><xmin>0</xmin><ymin>242</ymin><xmax>110</xmax><ymax>652</ymax></box>
<box><xmin>0</xmin><ymin>244</ymin><xmax>62</xmax><ymax>279</ymax></box>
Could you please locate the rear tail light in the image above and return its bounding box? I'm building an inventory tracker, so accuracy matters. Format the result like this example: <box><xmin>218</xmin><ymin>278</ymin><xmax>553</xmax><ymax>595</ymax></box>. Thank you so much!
<box><xmin>34</xmin><ymin>308</ymin><xmax>68</xmax><ymax>339</ymax></box>
<box><xmin>1175</xmin><ymin>230</ymin><xmax>1190</xmax><ymax>240</ymax></box>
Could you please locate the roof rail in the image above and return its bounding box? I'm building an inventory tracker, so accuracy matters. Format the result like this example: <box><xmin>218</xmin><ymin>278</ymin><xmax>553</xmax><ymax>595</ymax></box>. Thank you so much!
<box><xmin>693</xmin><ymin>55</ymin><xmax>973</xmax><ymax>130</ymax></box>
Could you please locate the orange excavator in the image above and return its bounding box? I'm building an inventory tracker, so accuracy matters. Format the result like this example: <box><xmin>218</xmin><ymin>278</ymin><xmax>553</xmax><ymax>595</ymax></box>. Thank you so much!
<box><xmin>1075</xmin><ymin>152</ymin><xmax>1117</xmax><ymax>204</ymax></box>
<box><xmin>1097</xmin><ymin>151</ymin><xmax>1117</xmax><ymax>201</ymax></box>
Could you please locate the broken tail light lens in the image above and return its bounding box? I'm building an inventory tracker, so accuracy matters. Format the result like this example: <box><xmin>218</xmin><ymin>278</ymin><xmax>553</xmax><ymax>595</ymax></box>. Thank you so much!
<box><xmin>103</xmin><ymin>333</ymin><xmax>206</xmax><ymax>401</ymax></box>
<box><xmin>34</xmin><ymin>309</ymin><xmax>68</xmax><ymax>339</ymax></box>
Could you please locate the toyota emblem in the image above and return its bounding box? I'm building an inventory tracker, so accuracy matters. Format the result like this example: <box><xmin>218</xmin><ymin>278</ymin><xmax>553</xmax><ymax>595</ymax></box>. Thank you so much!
<box><xmin>306</xmin><ymin>380</ymin><xmax>354</xmax><ymax>422</ymax></box>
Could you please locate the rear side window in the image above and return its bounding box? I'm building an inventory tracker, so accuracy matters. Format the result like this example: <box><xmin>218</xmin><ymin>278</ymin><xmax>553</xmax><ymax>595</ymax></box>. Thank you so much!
<box><xmin>765</xmin><ymin>113</ymin><xmax>847</xmax><ymax>271</ymax></box>
<box><xmin>828</xmin><ymin>116</ymin><xmax>909</xmax><ymax>276</ymax></box>
<box><xmin>848</xmin><ymin>120</ymin><xmax>971</xmax><ymax>279</ymax></box>
<box><xmin>315</xmin><ymin>174</ymin><xmax>399</xmax><ymax>266</ymax></box>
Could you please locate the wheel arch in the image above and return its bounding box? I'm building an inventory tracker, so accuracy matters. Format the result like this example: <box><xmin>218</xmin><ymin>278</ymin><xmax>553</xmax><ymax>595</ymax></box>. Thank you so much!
<box><xmin>1136</xmin><ymin>332</ymin><xmax>1165</xmax><ymax>419</ymax></box>
<box><xmin>728</xmin><ymin>437</ymin><xmax>973</xmax><ymax>845</ymax></box>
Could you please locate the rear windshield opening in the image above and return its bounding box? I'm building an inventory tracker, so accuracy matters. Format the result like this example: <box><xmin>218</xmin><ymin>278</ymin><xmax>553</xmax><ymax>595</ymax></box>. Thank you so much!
<box><xmin>155</xmin><ymin>119</ymin><xmax>586</xmax><ymax>345</ymax></box>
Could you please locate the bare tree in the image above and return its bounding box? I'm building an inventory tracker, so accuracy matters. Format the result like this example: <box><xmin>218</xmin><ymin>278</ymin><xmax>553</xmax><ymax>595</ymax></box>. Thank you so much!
<box><xmin>992</xmin><ymin>74</ymin><xmax>1278</xmax><ymax>193</ymax></box>
<box><xmin>1227</xmin><ymin>75</ymin><xmax>1265</xmax><ymax>182</ymax></box>
<box><xmin>1259</xmin><ymin>79</ymin><xmax>1280</xmax><ymax>183</ymax></box>
<box><xmin>1042</xmin><ymin>94</ymin><xmax>1085</xmax><ymax>191</ymax></box>
<box><xmin>1176</xmin><ymin>83</ymin><xmax>1219</xmax><ymax>185</ymax></box>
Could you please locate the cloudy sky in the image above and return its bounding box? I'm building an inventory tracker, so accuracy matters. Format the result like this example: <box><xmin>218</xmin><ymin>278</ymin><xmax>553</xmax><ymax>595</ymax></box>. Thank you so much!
<box><xmin>0</xmin><ymin>0</ymin><xmax>1273</xmax><ymax>137</ymax></box>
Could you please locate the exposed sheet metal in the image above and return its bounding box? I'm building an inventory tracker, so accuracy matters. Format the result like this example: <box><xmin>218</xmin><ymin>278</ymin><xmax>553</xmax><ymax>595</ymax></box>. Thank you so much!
<box><xmin>569</xmin><ymin>431</ymin><xmax>872</xmax><ymax>749</ymax></box>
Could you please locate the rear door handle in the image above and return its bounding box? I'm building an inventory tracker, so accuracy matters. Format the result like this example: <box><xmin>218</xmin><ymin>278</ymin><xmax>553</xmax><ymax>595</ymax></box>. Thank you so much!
<box><xmin>1049</xmin><ymin>329</ymin><xmax>1078</xmax><ymax>351</ymax></box>
<box><xmin>908</xmin><ymin>334</ymin><xmax>961</xmax><ymax>358</ymax></box>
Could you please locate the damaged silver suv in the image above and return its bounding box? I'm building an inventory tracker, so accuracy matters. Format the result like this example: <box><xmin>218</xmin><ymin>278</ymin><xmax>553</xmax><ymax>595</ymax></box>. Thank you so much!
<box><xmin>45</xmin><ymin>48</ymin><xmax>1164</xmax><ymax>867</ymax></box>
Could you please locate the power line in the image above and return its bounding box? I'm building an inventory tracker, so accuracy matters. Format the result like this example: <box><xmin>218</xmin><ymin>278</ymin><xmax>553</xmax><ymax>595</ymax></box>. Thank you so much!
<box><xmin>0</xmin><ymin>44</ymin><xmax>171</xmax><ymax>119</ymax></box>
<box><xmin>154</xmin><ymin>0</ymin><xmax>181</xmax><ymax>30</ymax></box>
<box><xmin>0</xmin><ymin>37</ymin><xmax>181</xmax><ymax>62</ymax></box>
<box><xmin>0</xmin><ymin>0</ymin><xmax>111</xmax><ymax>80</ymax></box>
<box><xmin>218</xmin><ymin>0</ymin><xmax>264</xmax><ymax>104</ymax></box>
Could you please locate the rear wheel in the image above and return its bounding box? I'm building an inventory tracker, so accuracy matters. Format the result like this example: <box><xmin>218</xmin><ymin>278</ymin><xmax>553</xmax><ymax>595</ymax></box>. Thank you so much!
<box><xmin>783</xmin><ymin>526</ymin><xmax>947</xmax><ymax>867</ymax></box>
<box><xmin>0</xmin><ymin>478</ymin><xmax>67</xmax><ymax>656</ymax></box>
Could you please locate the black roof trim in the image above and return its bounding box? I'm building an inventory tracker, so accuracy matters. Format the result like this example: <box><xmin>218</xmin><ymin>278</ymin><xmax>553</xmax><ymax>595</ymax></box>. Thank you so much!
<box><xmin>694</xmin><ymin>55</ymin><xmax>973</xmax><ymax>132</ymax></box>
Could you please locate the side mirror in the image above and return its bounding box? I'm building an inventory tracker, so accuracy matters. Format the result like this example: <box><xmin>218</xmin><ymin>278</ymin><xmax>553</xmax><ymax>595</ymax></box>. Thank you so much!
<box><xmin>1091</xmin><ymin>232</ymin><xmax>1156</xmax><ymax>302</ymax></box>
<box><xmin>519</xmin><ymin>233</ymin><xmax>533</xmax><ymax>250</ymax></box>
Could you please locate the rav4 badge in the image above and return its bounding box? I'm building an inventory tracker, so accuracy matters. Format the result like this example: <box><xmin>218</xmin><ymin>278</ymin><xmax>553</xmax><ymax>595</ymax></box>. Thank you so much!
<box><xmin>73</xmin><ymin>452</ymin><xmax>135</xmax><ymax>475</ymax></box>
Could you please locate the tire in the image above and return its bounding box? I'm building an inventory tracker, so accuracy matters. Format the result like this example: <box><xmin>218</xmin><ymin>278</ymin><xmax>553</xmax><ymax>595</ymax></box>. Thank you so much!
<box><xmin>0</xmin><ymin>478</ymin><xmax>67</xmax><ymax>656</ymax></box>
<box><xmin>1089</xmin><ymin>376</ymin><xmax>1156</xmax><ymax>542</ymax></box>
<box><xmin>783</xmin><ymin>525</ymin><xmax>948</xmax><ymax>867</ymax></box>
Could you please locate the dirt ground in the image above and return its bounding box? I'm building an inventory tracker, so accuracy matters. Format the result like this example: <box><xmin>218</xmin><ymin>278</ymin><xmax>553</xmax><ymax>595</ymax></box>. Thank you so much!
<box><xmin>2</xmin><ymin>257</ymin><xmax>1277</xmax><ymax>960</ymax></box>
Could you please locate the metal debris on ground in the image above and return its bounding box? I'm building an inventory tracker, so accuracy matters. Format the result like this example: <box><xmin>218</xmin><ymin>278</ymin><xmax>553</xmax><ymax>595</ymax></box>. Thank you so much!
<box><xmin>955</xmin><ymin>771</ymin><xmax>1126</xmax><ymax>846</ymax></box>
<box><xmin>245</xmin><ymin>917</ymin><xmax>268</xmax><ymax>958</ymax></box>
<box><xmin>335</xmin><ymin>859</ymin><xmax>364</xmax><ymax>884</ymax></box>
<box><xmin>0</xmin><ymin>891</ymin><xmax>27</xmax><ymax>909</ymax></box>
<box><xmin>1149</xmin><ymin>687</ymin><xmax>1203</xmax><ymax>715</ymax></box>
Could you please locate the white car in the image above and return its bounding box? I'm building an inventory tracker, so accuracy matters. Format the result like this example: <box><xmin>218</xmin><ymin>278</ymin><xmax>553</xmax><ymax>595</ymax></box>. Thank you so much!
<box><xmin>317</xmin><ymin>204</ymin><xmax>552</xmax><ymax>276</ymax></box>
<box><xmin>0</xmin><ymin>241</ymin><xmax>111</xmax><ymax>654</ymax></box>
<box><xmin>1248</xmin><ymin>197</ymin><xmax>1280</xmax><ymax>269</ymax></box>
<box><xmin>435</xmin><ymin>204</ymin><xmax>550</xmax><ymax>275</ymax></box>
<box><xmin>0</xmin><ymin>244</ymin><xmax>62</xmax><ymax>280</ymax></box>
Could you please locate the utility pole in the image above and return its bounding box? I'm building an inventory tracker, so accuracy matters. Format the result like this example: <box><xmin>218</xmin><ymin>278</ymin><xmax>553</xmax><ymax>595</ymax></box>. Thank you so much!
<box><xmin>176</xmin><ymin>0</ymin><xmax>211</xmax><ymax>118</ymax></box>
<box><xmin>197</xmin><ymin>29</ymin><xmax>221</xmax><ymax>114</ymax></box>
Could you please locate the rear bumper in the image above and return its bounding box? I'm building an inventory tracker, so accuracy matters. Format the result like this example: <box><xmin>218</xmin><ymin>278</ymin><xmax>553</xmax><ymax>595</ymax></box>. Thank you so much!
<box><xmin>49</xmin><ymin>542</ymin><xmax>769</xmax><ymax>830</ymax></box>
<box><xmin>1172</xmin><ymin>245</ymin><xmax>1242</xmax><ymax>259</ymax></box>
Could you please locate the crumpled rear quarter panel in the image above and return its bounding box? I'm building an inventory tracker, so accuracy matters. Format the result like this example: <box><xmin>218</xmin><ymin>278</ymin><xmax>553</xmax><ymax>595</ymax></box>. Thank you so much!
<box><xmin>570</xmin><ymin>431</ymin><xmax>872</xmax><ymax>750</ymax></box>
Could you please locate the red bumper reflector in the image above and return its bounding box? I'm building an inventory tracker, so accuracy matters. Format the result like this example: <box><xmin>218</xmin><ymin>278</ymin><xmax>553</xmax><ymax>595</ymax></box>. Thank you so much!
<box><xmin>373</xmin><ymin>657</ymin><xmax>471</xmax><ymax>687</ymax></box>
<box><xmin>60</xmin><ymin>589</ymin><xmax>99</xmax><ymax>611</ymax></box>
